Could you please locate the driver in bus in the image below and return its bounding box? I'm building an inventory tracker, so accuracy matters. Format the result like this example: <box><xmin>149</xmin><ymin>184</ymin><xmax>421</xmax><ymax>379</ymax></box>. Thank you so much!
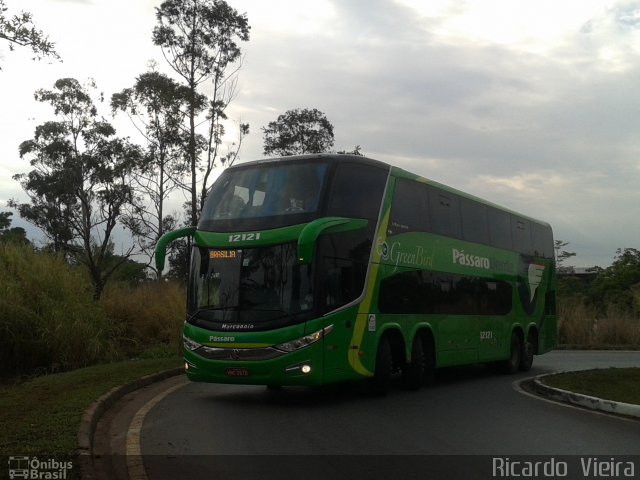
<box><xmin>284</xmin><ymin>169</ymin><xmax>319</xmax><ymax>213</ymax></box>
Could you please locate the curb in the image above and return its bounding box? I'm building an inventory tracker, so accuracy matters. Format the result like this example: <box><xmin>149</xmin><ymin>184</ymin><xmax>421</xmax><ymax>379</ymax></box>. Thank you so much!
<box><xmin>76</xmin><ymin>367</ymin><xmax>184</xmax><ymax>480</ymax></box>
<box><xmin>532</xmin><ymin>372</ymin><xmax>640</xmax><ymax>420</ymax></box>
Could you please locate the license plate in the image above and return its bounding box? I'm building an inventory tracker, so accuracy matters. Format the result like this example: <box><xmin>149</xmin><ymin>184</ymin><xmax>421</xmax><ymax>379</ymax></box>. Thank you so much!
<box><xmin>226</xmin><ymin>367</ymin><xmax>250</xmax><ymax>377</ymax></box>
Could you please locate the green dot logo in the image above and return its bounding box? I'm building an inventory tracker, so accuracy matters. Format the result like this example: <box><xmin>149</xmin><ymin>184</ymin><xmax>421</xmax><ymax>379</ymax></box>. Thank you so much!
<box><xmin>376</xmin><ymin>239</ymin><xmax>389</xmax><ymax>260</ymax></box>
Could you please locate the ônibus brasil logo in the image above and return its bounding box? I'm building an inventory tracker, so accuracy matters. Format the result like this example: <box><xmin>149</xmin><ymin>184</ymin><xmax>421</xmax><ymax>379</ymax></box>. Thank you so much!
<box><xmin>8</xmin><ymin>456</ymin><xmax>73</xmax><ymax>479</ymax></box>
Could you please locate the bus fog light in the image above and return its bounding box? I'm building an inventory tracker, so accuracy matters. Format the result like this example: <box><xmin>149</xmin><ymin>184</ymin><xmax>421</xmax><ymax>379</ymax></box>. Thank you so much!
<box><xmin>285</xmin><ymin>362</ymin><xmax>313</xmax><ymax>374</ymax></box>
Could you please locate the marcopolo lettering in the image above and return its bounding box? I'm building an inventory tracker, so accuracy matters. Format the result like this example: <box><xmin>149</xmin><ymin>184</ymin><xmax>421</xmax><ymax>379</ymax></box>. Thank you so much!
<box><xmin>452</xmin><ymin>248</ymin><xmax>490</xmax><ymax>269</ymax></box>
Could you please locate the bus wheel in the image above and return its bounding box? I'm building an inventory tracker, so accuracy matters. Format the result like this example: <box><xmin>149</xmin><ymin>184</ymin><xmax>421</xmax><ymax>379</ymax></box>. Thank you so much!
<box><xmin>503</xmin><ymin>332</ymin><xmax>522</xmax><ymax>374</ymax></box>
<box><xmin>368</xmin><ymin>336</ymin><xmax>393</xmax><ymax>396</ymax></box>
<box><xmin>519</xmin><ymin>335</ymin><xmax>535</xmax><ymax>372</ymax></box>
<box><xmin>403</xmin><ymin>336</ymin><xmax>425</xmax><ymax>391</ymax></box>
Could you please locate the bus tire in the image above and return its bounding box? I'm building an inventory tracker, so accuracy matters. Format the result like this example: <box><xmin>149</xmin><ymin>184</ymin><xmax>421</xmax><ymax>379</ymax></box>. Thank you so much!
<box><xmin>503</xmin><ymin>332</ymin><xmax>522</xmax><ymax>374</ymax></box>
<box><xmin>368</xmin><ymin>336</ymin><xmax>393</xmax><ymax>396</ymax></box>
<box><xmin>403</xmin><ymin>335</ymin><xmax>425</xmax><ymax>390</ymax></box>
<box><xmin>519</xmin><ymin>334</ymin><xmax>535</xmax><ymax>372</ymax></box>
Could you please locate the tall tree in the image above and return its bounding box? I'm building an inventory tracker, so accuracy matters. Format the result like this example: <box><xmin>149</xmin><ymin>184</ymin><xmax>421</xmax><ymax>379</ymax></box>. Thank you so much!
<box><xmin>0</xmin><ymin>211</ymin><xmax>29</xmax><ymax>244</ymax></box>
<box><xmin>0</xmin><ymin>0</ymin><xmax>60</xmax><ymax>69</ymax></box>
<box><xmin>554</xmin><ymin>239</ymin><xmax>576</xmax><ymax>268</ymax></box>
<box><xmin>152</xmin><ymin>0</ymin><xmax>250</xmax><ymax>226</ymax></box>
<box><xmin>111</xmin><ymin>69</ymin><xmax>194</xmax><ymax>275</ymax></box>
<box><xmin>262</xmin><ymin>108</ymin><xmax>334</xmax><ymax>156</ymax></box>
<box><xmin>11</xmin><ymin>78</ymin><xmax>141</xmax><ymax>299</ymax></box>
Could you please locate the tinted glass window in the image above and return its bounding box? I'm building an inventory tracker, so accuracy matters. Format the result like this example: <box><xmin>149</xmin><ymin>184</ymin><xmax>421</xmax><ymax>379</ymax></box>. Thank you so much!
<box><xmin>388</xmin><ymin>178</ymin><xmax>429</xmax><ymax>236</ymax></box>
<box><xmin>428</xmin><ymin>187</ymin><xmax>462</xmax><ymax>238</ymax></box>
<box><xmin>202</xmin><ymin>162</ymin><xmax>327</xmax><ymax>221</ymax></box>
<box><xmin>488</xmin><ymin>208</ymin><xmax>512</xmax><ymax>250</ymax></box>
<box><xmin>199</xmin><ymin>161</ymin><xmax>328</xmax><ymax>231</ymax></box>
<box><xmin>328</xmin><ymin>163</ymin><xmax>388</xmax><ymax>219</ymax></box>
<box><xmin>187</xmin><ymin>244</ymin><xmax>314</xmax><ymax>331</ymax></box>
<box><xmin>378</xmin><ymin>270</ymin><xmax>512</xmax><ymax>315</ymax></box>
<box><xmin>461</xmin><ymin>198</ymin><xmax>489</xmax><ymax>245</ymax></box>
<box><xmin>532</xmin><ymin>223</ymin><xmax>554</xmax><ymax>259</ymax></box>
<box><xmin>512</xmin><ymin>217</ymin><xmax>533</xmax><ymax>255</ymax></box>
<box><xmin>316</xmin><ymin>228</ymin><xmax>374</xmax><ymax>313</ymax></box>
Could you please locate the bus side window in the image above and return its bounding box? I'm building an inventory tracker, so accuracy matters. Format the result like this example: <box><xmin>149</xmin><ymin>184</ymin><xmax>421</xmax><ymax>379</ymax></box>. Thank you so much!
<box><xmin>316</xmin><ymin>230</ymin><xmax>372</xmax><ymax>313</ymax></box>
<box><xmin>532</xmin><ymin>223</ymin><xmax>554</xmax><ymax>259</ymax></box>
<box><xmin>488</xmin><ymin>207</ymin><xmax>512</xmax><ymax>251</ymax></box>
<box><xmin>512</xmin><ymin>217</ymin><xmax>533</xmax><ymax>256</ymax></box>
<box><xmin>327</xmin><ymin>163</ymin><xmax>388</xmax><ymax>220</ymax></box>
<box><xmin>461</xmin><ymin>198</ymin><xmax>489</xmax><ymax>245</ymax></box>
<box><xmin>428</xmin><ymin>187</ymin><xmax>462</xmax><ymax>239</ymax></box>
<box><xmin>388</xmin><ymin>178</ymin><xmax>429</xmax><ymax>236</ymax></box>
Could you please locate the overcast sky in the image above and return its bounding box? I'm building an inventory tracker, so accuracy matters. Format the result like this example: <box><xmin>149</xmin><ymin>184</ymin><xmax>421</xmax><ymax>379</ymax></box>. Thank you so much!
<box><xmin>1</xmin><ymin>0</ymin><xmax>639</xmax><ymax>267</ymax></box>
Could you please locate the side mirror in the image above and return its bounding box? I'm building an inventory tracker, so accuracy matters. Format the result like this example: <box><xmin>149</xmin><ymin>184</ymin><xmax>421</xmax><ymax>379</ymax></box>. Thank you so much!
<box><xmin>297</xmin><ymin>217</ymin><xmax>368</xmax><ymax>264</ymax></box>
<box><xmin>154</xmin><ymin>226</ymin><xmax>197</xmax><ymax>272</ymax></box>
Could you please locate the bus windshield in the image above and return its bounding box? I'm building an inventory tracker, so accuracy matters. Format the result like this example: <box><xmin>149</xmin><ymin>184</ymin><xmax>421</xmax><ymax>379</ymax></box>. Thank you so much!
<box><xmin>188</xmin><ymin>243</ymin><xmax>314</xmax><ymax>331</ymax></box>
<box><xmin>199</xmin><ymin>161</ymin><xmax>328</xmax><ymax>231</ymax></box>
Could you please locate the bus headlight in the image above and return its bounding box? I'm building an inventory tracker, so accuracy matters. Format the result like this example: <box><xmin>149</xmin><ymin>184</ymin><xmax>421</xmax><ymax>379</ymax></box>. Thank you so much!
<box><xmin>183</xmin><ymin>334</ymin><xmax>202</xmax><ymax>351</ymax></box>
<box><xmin>274</xmin><ymin>325</ymin><xmax>334</xmax><ymax>353</ymax></box>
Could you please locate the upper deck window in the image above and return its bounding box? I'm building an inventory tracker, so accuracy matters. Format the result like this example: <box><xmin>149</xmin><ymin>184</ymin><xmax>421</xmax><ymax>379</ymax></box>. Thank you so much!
<box><xmin>199</xmin><ymin>161</ymin><xmax>328</xmax><ymax>231</ymax></box>
<box><xmin>327</xmin><ymin>162</ymin><xmax>388</xmax><ymax>220</ymax></box>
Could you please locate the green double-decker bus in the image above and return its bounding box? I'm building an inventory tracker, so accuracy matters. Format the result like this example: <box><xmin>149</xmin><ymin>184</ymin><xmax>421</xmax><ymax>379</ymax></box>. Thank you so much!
<box><xmin>156</xmin><ymin>154</ymin><xmax>556</xmax><ymax>393</ymax></box>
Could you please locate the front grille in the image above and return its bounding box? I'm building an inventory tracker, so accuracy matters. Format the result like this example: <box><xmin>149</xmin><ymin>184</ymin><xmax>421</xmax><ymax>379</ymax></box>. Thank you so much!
<box><xmin>196</xmin><ymin>346</ymin><xmax>285</xmax><ymax>361</ymax></box>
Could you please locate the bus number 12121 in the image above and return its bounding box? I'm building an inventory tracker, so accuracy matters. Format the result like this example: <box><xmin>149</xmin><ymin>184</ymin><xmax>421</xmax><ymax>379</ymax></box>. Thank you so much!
<box><xmin>228</xmin><ymin>232</ymin><xmax>261</xmax><ymax>242</ymax></box>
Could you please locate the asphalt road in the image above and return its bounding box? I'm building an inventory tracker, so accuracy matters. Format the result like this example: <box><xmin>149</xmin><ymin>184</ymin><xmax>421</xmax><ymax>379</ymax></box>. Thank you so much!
<box><xmin>139</xmin><ymin>351</ymin><xmax>640</xmax><ymax>479</ymax></box>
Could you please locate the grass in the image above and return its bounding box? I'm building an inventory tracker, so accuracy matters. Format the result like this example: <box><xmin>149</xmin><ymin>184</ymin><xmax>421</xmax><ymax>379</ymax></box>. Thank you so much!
<box><xmin>0</xmin><ymin>357</ymin><xmax>181</xmax><ymax>456</ymax></box>
<box><xmin>558</xmin><ymin>297</ymin><xmax>640</xmax><ymax>347</ymax></box>
<box><xmin>100</xmin><ymin>281</ymin><xmax>185</xmax><ymax>358</ymax></box>
<box><xmin>542</xmin><ymin>368</ymin><xmax>640</xmax><ymax>405</ymax></box>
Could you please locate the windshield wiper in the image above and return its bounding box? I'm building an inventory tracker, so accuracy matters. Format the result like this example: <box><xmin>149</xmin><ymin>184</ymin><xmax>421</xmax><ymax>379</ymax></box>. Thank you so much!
<box><xmin>188</xmin><ymin>305</ymin><xmax>236</xmax><ymax>322</ymax></box>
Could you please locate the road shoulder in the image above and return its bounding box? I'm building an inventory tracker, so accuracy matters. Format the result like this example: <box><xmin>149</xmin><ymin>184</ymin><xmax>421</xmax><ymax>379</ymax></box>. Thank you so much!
<box><xmin>78</xmin><ymin>369</ymin><xmax>186</xmax><ymax>480</ymax></box>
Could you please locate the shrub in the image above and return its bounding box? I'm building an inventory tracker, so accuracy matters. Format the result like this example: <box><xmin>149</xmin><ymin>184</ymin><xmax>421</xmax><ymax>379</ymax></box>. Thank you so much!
<box><xmin>558</xmin><ymin>296</ymin><xmax>640</xmax><ymax>347</ymax></box>
<box><xmin>0</xmin><ymin>243</ymin><xmax>117</xmax><ymax>377</ymax></box>
<box><xmin>100</xmin><ymin>281</ymin><xmax>185</xmax><ymax>357</ymax></box>
<box><xmin>558</xmin><ymin>298</ymin><xmax>597</xmax><ymax>345</ymax></box>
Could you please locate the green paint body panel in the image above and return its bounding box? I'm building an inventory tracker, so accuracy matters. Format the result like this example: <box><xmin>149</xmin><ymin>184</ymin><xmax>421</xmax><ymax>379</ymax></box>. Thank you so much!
<box><xmin>164</xmin><ymin>155</ymin><xmax>557</xmax><ymax>387</ymax></box>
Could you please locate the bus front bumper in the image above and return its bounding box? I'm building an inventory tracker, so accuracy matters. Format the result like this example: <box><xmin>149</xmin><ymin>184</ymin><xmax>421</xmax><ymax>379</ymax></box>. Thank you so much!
<box><xmin>183</xmin><ymin>341</ymin><xmax>325</xmax><ymax>386</ymax></box>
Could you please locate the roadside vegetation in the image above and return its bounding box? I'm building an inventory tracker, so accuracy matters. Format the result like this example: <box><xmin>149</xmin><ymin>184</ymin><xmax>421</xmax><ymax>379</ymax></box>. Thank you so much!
<box><xmin>0</xmin><ymin>240</ymin><xmax>183</xmax><ymax>459</ymax></box>
<box><xmin>557</xmin><ymin>248</ymin><xmax>640</xmax><ymax>349</ymax></box>
<box><xmin>0</xmin><ymin>241</ymin><xmax>184</xmax><ymax>382</ymax></box>
<box><xmin>0</xmin><ymin>357</ymin><xmax>181</xmax><ymax>456</ymax></box>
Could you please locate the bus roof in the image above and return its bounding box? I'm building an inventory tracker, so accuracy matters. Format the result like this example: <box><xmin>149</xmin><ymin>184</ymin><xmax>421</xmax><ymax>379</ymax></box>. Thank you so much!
<box><xmin>390</xmin><ymin>165</ymin><xmax>551</xmax><ymax>229</ymax></box>
<box><xmin>228</xmin><ymin>153</ymin><xmax>391</xmax><ymax>171</ymax></box>
<box><xmin>230</xmin><ymin>154</ymin><xmax>550</xmax><ymax>229</ymax></box>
